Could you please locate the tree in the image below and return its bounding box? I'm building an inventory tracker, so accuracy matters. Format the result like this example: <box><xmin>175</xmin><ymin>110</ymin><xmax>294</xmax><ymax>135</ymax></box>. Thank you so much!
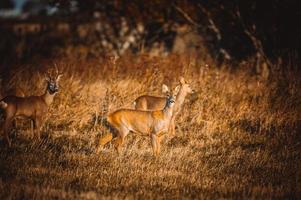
<box><xmin>0</xmin><ymin>0</ymin><xmax>14</xmax><ymax>9</ymax></box>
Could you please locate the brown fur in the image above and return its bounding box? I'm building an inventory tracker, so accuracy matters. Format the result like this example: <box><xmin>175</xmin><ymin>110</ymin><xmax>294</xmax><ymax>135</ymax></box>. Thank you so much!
<box><xmin>134</xmin><ymin>95</ymin><xmax>167</xmax><ymax>111</ymax></box>
<box><xmin>134</xmin><ymin>77</ymin><xmax>193</xmax><ymax>136</ymax></box>
<box><xmin>97</xmin><ymin>96</ymin><xmax>176</xmax><ymax>156</ymax></box>
<box><xmin>0</xmin><ymin>74</ymin><xmax>62</xmax><ymax>147</ymax></box>
<box><xmin>133</xmin><ymin>84</ymin><xmax>170</xmax><ymax>111</ymax></box>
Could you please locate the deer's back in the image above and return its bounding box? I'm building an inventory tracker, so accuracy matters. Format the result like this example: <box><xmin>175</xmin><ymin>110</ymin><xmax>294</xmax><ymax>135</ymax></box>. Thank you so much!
<box><xmin>2</xmin><ymin>95</ymin><xmax>47</xmax><ymax>117</ymax></box>
<box><xmin>0</xmin><ymin>86</ymin><xmax>25</xmax><ymax>99</ymax></box>
<box><xmin>107</xmin><ymin>108</ymin><xmax>171</xmax><ymax>135</ymax></box>
<box><xmin>108</xmin><ymin>109</ymin><xmax>155</xmax><ymax>135</ymax></box>
<box><xmin>134</xmin><ymin>95</ymin><xmax>166</xmax><ymax>111</ymax></box>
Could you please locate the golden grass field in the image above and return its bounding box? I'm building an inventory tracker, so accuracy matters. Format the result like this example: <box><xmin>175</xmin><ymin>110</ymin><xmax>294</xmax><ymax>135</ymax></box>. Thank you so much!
<box><xmin>0</xmin><ymin>54</ymin><xmax>300</xmax><ymax>199</ymax></box>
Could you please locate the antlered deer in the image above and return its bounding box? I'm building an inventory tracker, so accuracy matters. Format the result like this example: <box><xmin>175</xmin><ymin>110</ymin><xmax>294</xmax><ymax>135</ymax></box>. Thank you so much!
<box><xmin>0</xmin><ymin>69</ymin><xmax>62</xmax><ymax>147</ymax></box>
<box><xmin>97</xmin><ymin>94</ymin><xmax>176</xmax><ymax>156</ymax></box>
<box><xmin>1</xmin><ymin>78</ymin><xmax>26</xmax><ymax>129</ymax></box>
<box><xmin>133</xmin><ymin>77</ymin><xmax>194</xmax><ymax>136</ymax></box>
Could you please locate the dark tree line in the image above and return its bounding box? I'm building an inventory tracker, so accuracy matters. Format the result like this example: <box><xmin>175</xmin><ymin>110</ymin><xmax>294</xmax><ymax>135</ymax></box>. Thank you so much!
<box><xmin>0</xmin><ymin>0</ymin><xmax>300</xmax><ymax>67</ymax></box>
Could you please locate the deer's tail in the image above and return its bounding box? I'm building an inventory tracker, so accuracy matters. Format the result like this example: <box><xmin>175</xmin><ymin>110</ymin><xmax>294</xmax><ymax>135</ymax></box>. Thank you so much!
<box><xmin>0</xmin><ymin>101</ymin><xmax>7</xmax><ymax>109</ymax></box>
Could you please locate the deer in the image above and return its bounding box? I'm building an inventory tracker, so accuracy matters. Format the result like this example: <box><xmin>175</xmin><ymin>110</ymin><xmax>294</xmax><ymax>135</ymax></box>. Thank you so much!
<box><xmin>133</xmin><ymin>84</ymin><xmax>174</xmax><ymax>110</ymax></box>
<box><xmin>0</xmin><ymin>78</ymin><xmax>26</xmax><ymax>129</ymax></box>
<box><xmin>97</xmin><ymin>93</ymin><xmax>177</xmax><ymax>156</ymax></box>
<box><xmin>0</xmin><ymin>69</ymin><xmax>62</xmax><ymax>147</ymax></box>
<box><xmin>133</xmin><ymin>77</ymin><xmax>194</xmax><ymax>136</ymax></box>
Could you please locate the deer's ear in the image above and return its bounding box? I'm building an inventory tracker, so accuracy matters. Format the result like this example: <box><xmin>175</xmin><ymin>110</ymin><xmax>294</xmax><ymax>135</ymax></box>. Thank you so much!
<box><xmin>45</xmin><ymin>75</ymin><xmax>50</xmax><ymax>82</ymax></box>
<box><xmin>173</xmin><ymin>85</ymin><xmax>180</xmax><ymax>96</ymax></box>
<box><xmin>162</xmin><ymin>84</ymin><xmax>169</xmax><ymax>94</ymax></box>
<box><xmin>179</xmin><ymin>77</ymin><xmax>185</xmax><ymax>84</ymax></box>
<box><xmin>57</xmin><ymin>74</ymin><xmax>63</xmax><ymax>82</ymax></box>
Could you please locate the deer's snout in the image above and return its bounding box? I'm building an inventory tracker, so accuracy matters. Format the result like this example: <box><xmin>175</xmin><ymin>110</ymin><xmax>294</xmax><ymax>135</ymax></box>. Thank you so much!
<box><xmin>48</xmin><ymin>85</ymin><xmax>59</xmax><ymax>94</ymax></box>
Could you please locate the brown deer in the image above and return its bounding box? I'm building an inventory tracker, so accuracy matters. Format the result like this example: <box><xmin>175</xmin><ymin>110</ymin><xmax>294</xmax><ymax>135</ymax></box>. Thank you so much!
<box><xmin>133</xmin><ymin>77</ymin><xmax>194</xmax><ymax>136</ymax></box>
<box><xmin>0</xmin><ymin>70</ymin><xmax>62</xmax><ymax>147</ymax></box>
<box><xmin>133</xmin><ymin>84</ymin><xmax>177</xmax><ymax>110</ymax></box>
<box><xmin>97</xmin><ymin>94</ymin><xmax>177</xmax><ymax>156</ymax></box>
<box><xmin>0</xmin><ymin>78</ymin><xmax>26</xmax><ymax>129</ymax></box>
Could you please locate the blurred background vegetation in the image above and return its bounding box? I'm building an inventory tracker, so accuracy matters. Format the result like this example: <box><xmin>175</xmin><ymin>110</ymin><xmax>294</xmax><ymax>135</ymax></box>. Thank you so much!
<box><xmin>0</xmin><ymin>0</ymin><xmax>300</xmax><ymax>69</ymax></box>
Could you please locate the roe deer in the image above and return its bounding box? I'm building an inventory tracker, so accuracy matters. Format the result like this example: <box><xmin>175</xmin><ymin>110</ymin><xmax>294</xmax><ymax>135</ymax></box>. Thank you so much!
<box><xmin>134</xmin><ymin>77</ymin><xmax>194</xmax><ymax>136</ymax></box>
<box><xmin>97</xmin><ymin>94</ymin><xmax>176</xmax><ymax>156</ymax></box>
<box><xmin>0</xmin><ymin>70</ymin><xmax>62</xmax><ymax>147</ymax></box>
<box><xmin>0</xmin><ymin>78</ymin><xmax>26</xmax><ymax>129</ymax></box>
<box><xmin>133</xmin><ymin>84</ymin><xmax>178</xmax><ymax>111</ymax></box>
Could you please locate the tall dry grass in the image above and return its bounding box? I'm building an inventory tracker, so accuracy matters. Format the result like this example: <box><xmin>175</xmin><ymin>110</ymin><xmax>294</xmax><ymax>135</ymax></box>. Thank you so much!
<box><xmin>0</xmin><ymin>54</ymin><xmax>300</xmax><ymax>199</ymax></box>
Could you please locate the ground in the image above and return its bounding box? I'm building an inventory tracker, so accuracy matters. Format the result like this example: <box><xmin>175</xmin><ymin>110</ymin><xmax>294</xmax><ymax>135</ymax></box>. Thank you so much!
<box><xmin>0</xmin><ymin>55</ymin><xmax>300</xmax><ymax>199</ymax></box>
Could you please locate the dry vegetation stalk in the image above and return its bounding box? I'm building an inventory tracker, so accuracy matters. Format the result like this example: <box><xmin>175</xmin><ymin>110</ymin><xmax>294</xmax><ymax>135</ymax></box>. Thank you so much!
<box><xmin>0</xmin><ymin>54</ymin><xmax>300</xmax><ymax>199</ymax></box>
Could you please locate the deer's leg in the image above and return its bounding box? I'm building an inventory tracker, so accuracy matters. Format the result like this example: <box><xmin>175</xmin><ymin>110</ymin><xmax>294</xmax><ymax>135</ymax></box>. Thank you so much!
<box><xmin>168</xmin><ymin>117</ymin><xmax>176</xmax><ymax>137</ymax></box>
<box><xmin>156</xmin><ymin>134</ymin><xmax>163</xmax><ymax>155</ymax></box>
<box><xmin>30</xmin><ymin>119</ymin><xmax>34</xmax><ymax>139</ymax></box>
<box><xmin>114</xmin><ymin>135</ymin><xmax>124</xmax><ymax>155</ymax></box>
<box><xmin>33</xmin><ymin>117</ymin><xmax>44</xmax><ymax>140</ymax></box>
<box><xmin>96</xmin><ymin>132</ymin><xmax>113</xmax><ymax>153</ymax></box>
<box><xmin>142</xmin><ymin>101</ymin><xmax>148</xmax><ymax>110</ymax></box>
<box><xmin>151</xmin><ymin>133</ymin><xmax>160</xmax><ymax>156</ymax></box>
<box><xmin>13</xmin><ymin>119</ymin><xmax>17</xmax><ymax>129</ymax></box>
<box><xmin>113</xmin><ymin>128</ymin><xmax>128</xmax><ymax>155</ymax></box>
<box><xmin>3</xmin><ymin>117</ymin><xmax>14</xmax><ymax>147</ymax></box>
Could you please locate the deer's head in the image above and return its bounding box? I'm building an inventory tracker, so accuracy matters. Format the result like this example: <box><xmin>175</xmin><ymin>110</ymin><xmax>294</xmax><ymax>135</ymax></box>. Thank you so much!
<box><xmin>45</xmin><ymin>66</ymin><xmax>63</xmax><ymax>95</ymax></box>
<box><xmin>179</xmin><ymin>77</ymin><xmax>194</xmax><ymax>94</ymax></box>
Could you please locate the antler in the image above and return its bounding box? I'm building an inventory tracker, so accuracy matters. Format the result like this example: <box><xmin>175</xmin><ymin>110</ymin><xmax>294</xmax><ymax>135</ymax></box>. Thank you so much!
<box><xmin>45</xmin><ymin>63</ymin><xmax>58</xmax><ymax>81</ymax></box>
<box><xmin>54</xmin><ymin>62</ymin><xmax>63</xmax><ymax>82</ymax></box>
<box><xmin>45</xmin><ymin>68</ymin><xmax>52</xmax><ymax>81</ymax></box>
<box><xmin>54</xmin><ymin>62</ymin><xmax>59</xmax><ymax>79</ymax></box>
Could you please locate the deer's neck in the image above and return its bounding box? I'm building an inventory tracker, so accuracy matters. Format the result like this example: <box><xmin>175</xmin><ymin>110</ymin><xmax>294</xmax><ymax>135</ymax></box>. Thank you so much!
<box><xmin>174</xmin><ymin>87</ymin><xmax>187</xmax><ymax>114</ymax></box>
<box><xmin>163</xmin><ymin>103</ymin><xmax>174</xmax><ymax>120</ymax></box>
<box><xmin>42</xmin><ymin>89</ymin><xmax>56</xmax><ymax>106</ymax></box>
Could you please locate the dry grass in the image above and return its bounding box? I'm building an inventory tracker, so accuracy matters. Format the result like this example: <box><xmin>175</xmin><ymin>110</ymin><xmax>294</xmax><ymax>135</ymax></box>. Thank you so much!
<box><xmin>0</xmin><ymin>54</ymin><xmax>300</xmax><ymax>199</ymax></box>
